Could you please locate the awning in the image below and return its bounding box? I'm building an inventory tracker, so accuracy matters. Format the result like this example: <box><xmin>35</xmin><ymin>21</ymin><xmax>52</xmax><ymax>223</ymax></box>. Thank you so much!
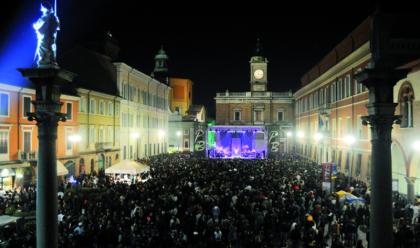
<box><xmin>57</xmin><ymin>161</ymin><xmax>69</xmax><ymax>176</ymax></box>
<box><xmin>0</xmin><ymin>215</ymin><xmax>20</xmax><ymax>226</ymax></box>
<box><xmin>105</xmin><ymin>160</ymin><xmax>149</xmax><ymax>175</ymax></box>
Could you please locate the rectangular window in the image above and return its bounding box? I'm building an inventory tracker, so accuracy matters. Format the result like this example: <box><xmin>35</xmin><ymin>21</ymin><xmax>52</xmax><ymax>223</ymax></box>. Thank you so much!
<box><xmin>23</xmin><ymin>131</ymin><xmax>31</xmax><ymax>153</ymax></box>
<box><xmin>115</xmin><ymin>127</ymin><xmax>119</xmax><ymax>144</ymax></box>
<box><xmin>234</xmin><ymin>111</ymin><xmax>241</xmax><ymax>121</ymax></box>
<box><xmin>277</xmin><ymin>111</ymin><xmax>284</xmax><ymax>121</ymax></box>
<box><xmin>108</xmin><ymin>102</ymin><xmax>113</xmax><ymax>116</ymax></box>
<box><xmin>0</xmin><ymin>93</ymin><xmax>9</xmax><ymax>116</ymax></box>
<box><xmin>137</xmin><ymin>115</ymin><xmax>141</xmax><ymax>128</ymax></box>
<box><xmin>338</xmin><ymin>118</ymin><xmax>342</xmax><ymax>137</ymax></box>
<box><xmin>89</xmin><ymin>126</ymin><xmax>96</xmax><ymax>144</ymax></box>
<box><xmin>99</xmin><ymin>101</ymin><xmax>105</xmax><ymax>115</ymax></box>
<box><xmin>184</xmin><ymin>140</ymin><xmax>189</xmax><ymax>148</ymax></box>
<box><xmin>338</xmin><ymin>151</ymin><xmax>342</xmax><ymax>168</ymax></box>
<box><xmin>0</xmin><ymin>131</ymin><xmax>8</xmax><ymax>155</ymax></box>
<box><xmin>98</xmin><ymin>127</ymin><xmax>104</xmax><ymax>143</ymax></box>
<box><xmin>130</xmin><ymin>145</ymin><xmax>133</xmax><ymax>159</ymax></box>
<box><xmin>66</xmin><ymin>134</ymin><xmax>72</xmax><ymax>150</ymax></box>
<box><xmin>107</xmin><ymin>126</ymin><xmax>113</xmax><ymax>143</ymax></box>
<box><xmin>254</xmin><ymin>110</ymin><xmax>263</xmax><ymax>122</ymax></box>
<box><xmin>123</xmin><ymin>146</ymin><xmax>127</xmax><ymax>159</ymax></box>
<box><xmin>184</xmin><ymin>129</ymin><xmax>189</xmax><ymax>135</ymax></box>
<box><xmin>23</xmin><ymin>96</ymin><xmax>31</xmax><ymax>117</ymax></box>
<box><xmin>66</xmin><ymin>102</ymin><xmax>73</xmax><ymax>120</ymax></box>
<box><xmin>79</xmin><ymin>97</ymin><xmax>86</xmax><ymax>112</ymax></box>
<box><xmin>355</xmin><ymin>154</ymin><xmax>362</xmax><ymax>177</ymax></box>
<box><xmin>346</xmin><ymin>117</ymin><xmax>352</xmax><ymax>134</ymax></box>
<box><xmin>89</xmin><ymin>99</ymin><xmax>96</xmax><ymax>114</ymax></box>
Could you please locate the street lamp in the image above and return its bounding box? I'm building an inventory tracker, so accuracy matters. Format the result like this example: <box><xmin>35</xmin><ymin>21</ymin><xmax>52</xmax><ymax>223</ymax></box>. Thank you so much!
<box><xmin>314</xmin><ymin>133</ymin><xmax>323</xmax><ymax>142</ymax></box>
<box><xmin>68</xmin><ymin>134</ymin><xmax>81</xmax><ymax>143</ymax></box>
<box><xmin>158</xmin><ymin>129</ymin><xmax>165</xmax><ymax>138</ymax></box>
<box><xmin>286</xmin><ymin>131</ymin><xmax>292</xmax><ymax>137</ymax></box>
<box><xmin>131</xmin><ymin>132</ymin><xmax>140</xmax><ymax>139</ymax></box>
<box><xmin>297</xmin><ymin>131</ymin><xmax>304</xmax><ymax>138</ymax></box>
<box><xmin>412</xmin><ymin>140</ymin><xmax>420</xmax><ymax>151</ymax></box>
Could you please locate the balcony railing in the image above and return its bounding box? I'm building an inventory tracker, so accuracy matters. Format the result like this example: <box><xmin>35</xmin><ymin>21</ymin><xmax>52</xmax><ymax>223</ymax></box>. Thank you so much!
<box><xmin>95</xmin><ymin>142</ymin><xmax>113</xmax><ymax>150</ymax></box>
<box><xmin>18</xmin><ymin>151</ymin><xmax>37</xmax><ymax>161</ymax></box>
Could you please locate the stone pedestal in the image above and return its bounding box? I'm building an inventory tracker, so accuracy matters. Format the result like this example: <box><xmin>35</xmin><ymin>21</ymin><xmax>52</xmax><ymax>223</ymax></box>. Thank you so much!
<box><xmin>356</xmin><ymin>68</ymin><xmax>408</xmax><ymax>248</ymax></box>
<box><xmin>18</xmin><ymin>67</ymin><xmax>75</xmax><ymax>248</ymax></box>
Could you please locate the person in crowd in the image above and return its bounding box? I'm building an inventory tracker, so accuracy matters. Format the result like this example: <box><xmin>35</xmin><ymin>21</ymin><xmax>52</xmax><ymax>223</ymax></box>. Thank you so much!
<box><xmin>1</xmin><ymin>152</ymin><xmax>419</xmax><ymax>247</ymax></box>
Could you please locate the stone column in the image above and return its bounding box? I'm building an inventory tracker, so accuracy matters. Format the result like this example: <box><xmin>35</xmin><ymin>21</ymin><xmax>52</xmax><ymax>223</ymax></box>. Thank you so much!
<box><xmin>357</xmin><ymin>68</ymin><xmax>408</xmax><ymax>248</ymax></box>
<box><xmin>405</xmin><ymin>176</ymin><xmax>416</xmax><ymax>203</ymax></box>
<box><xmin>19</xmin><ymin>68</ymin><xmax>74</xmax><ymax>248</ymax></box>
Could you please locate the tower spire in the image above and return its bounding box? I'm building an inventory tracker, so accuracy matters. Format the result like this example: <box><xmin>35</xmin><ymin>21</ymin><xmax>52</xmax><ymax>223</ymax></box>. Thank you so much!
<box><xmin>254</xmin><ymin>38</ymin><xmax>264</xmax><ymax>57</ymax></box>
<box><xmin>152</xmin><ymin>45</ymin><xmax>169</xmax><ymax>84</ymax></box>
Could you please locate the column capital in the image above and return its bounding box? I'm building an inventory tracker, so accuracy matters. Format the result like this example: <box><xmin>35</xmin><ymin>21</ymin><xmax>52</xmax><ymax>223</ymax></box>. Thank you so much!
<box><xmin>354</xmin><ymin>68</ymin><xmax>409</xmax><ymax>87</ymax></box>
<box><xmin>405</xmin><ymin>176</ymin><xmax>416</xmax><ymax>185</ymax></box>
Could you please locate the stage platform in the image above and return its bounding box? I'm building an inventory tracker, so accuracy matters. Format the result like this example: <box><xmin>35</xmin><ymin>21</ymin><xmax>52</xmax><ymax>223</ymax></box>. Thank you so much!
<box><xmin>207</xmin><ymin>125</ymin><xmax>267</xmax><ymax>159</ymax></box>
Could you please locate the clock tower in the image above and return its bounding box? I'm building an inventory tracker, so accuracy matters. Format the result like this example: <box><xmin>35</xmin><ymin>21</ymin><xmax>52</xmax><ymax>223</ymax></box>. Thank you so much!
<box><xmin>250</xmin><ymin>38</ymin><xmax>268</xmax><ymax>92</ymax></box>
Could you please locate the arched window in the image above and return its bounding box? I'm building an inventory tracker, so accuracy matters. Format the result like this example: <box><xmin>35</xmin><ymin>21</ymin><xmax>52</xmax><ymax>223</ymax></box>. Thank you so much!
<box><xmin>399</xmin><ymin>82</ymin><xmax>415</xmax><ymax>128</ymax></box>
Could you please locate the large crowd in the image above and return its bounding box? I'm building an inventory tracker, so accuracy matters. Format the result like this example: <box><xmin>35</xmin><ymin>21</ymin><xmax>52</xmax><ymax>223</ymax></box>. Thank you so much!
<box><xmin>1</xmin><ymin>153</ymin><xmax>420</xmax><ymax>247</ymax></box>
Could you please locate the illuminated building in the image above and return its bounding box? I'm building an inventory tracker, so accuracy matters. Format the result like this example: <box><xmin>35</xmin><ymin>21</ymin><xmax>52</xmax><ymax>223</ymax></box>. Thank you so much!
<box><xmin>213</xmin><ymin>39</ymin><xmax>294</xmax><ymax>158</ymax></box>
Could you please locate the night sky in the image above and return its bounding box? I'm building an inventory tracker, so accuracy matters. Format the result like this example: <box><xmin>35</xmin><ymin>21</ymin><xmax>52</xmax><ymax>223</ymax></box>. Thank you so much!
<box><xmin>0</xmin><ymin>1</ymin><xmax>411</xmax><ymax>117</ymax></box>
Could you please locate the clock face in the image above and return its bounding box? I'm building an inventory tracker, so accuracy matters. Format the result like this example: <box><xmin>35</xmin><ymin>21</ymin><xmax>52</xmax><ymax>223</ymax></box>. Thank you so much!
<box><xmin>254</xmin><ymin>69</ymin><xmax>264</xmax><ymax>80</ymax></box>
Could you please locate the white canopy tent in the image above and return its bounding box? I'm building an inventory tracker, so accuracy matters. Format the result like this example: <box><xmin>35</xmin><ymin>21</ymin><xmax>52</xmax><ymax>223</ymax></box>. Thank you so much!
<box><xmin>0</xmin><ymin>215</ymin><xmax>19</xmax><ymax>227</ymax></box>
<box><xmin>105</xmin><ymin>160</ymin><xmax>150</xmax><ymax>175</ymax></box>
<box><xmin>57</xmin><ymin>160</ymin><xmax>69</xmax><ymax>176</ymax></box>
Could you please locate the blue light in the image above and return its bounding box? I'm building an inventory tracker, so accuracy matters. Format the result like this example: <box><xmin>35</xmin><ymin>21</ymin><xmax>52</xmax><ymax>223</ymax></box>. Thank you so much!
<box><xmin>0</xmin><ymin>2</ymin><xmax>39</xmax><ymax>86</ymax></box>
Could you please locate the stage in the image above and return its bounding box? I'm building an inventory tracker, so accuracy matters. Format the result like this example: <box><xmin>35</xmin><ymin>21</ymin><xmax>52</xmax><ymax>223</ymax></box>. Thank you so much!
<box><xmin>207</xmin><ymin>125</ymin><xmax>267</xmax><ymax>159</ymax></box>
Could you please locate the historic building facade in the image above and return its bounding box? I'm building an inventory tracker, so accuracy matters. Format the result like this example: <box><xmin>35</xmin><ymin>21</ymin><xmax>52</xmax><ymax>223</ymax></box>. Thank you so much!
<box><xmin>0</xmin><ymin>82</ymin><xmax>79</xmax><ymax>189</ymax></box>
<box><xmin>76</xmin><ymin>88</ymin><xmax>121</xmax><ymax>175</ymax></box>
<box><xmin>214</xmin><ymin>40</ymin><xmax>294</xmax><ymax>157</ymax></box>
<box><xmin>293</xmin><ymin>16</ymin><xmax>420</xmax><ymax>197</ymax></box>
<box><xmin>115</xmin><ymin>63</ymin><xmax>171</xmax><ymax>160</ymax></box>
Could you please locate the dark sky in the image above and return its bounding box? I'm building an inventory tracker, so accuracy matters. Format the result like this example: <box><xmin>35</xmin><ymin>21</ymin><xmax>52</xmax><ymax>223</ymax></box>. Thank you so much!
<box><xmin>0</xmin><ymin>1</ymin><xmax>411</xmax><ymax>117</ymax></box>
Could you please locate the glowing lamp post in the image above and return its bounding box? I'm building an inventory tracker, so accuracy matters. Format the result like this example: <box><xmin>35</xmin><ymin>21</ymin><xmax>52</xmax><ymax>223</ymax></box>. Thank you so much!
<box><xmin>412</xmin><ymin>141</ymin><xmax>420</xmax><ymax>151</ymax></box>
<box><xmin>314</xmin><ymin>133</ymin><xmax>323</xmax><ymax>142</ymax></box>
<box><xmin>297</xmin><ymin>131</ymin><xmax>304</xmax><ymax>138</ymax></box>
<box><xmin>68</xmin><ymin>134</ymin><xmax>81</xmax><ymax>143</ymax></box>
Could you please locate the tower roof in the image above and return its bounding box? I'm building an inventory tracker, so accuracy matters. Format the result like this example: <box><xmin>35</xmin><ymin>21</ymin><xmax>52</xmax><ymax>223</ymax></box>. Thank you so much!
<box><xmin>154</xmin><ymin>45</ymin><xmax>169</xmax><ymax>60</ymax></box>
